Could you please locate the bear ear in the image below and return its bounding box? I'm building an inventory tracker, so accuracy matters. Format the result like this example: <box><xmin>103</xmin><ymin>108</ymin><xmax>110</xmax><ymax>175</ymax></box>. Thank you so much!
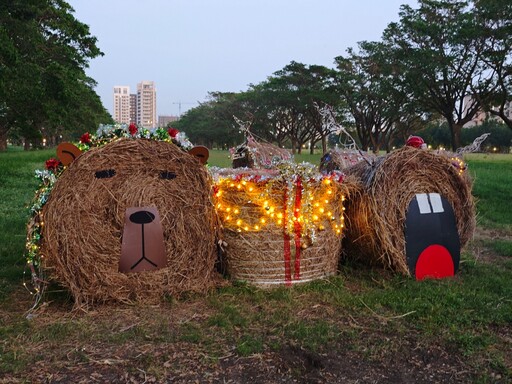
<box><xmin>188</xmin><ymin>146</ymin><xmax>209</xmax><ymax>165</ymax></box>
<box><xmin>57</xmin><ymin>142</ymin><xmax>82</xmax><ymax>166</ymax></box>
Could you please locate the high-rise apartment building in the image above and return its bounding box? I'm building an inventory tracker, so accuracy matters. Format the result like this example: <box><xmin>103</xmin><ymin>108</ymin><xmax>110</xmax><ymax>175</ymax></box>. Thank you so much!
<box><xmin>113</xmin><ymin>86</ymin><xmax>131</xmax><ymax>124</ymax></box>
<box><xmin>463</xmin><ymin>94</ymin><xmax>512</xmax><ymax>127</ymax></box>
<box><xmin>129</xmin><ymin>94</ymin><xmax>137</xmax><ymax>124</ymax></box>
<box><xmin>137</xmin><ymin>81</ymin><xmax>157</xmax><ymax>129</ymax></box>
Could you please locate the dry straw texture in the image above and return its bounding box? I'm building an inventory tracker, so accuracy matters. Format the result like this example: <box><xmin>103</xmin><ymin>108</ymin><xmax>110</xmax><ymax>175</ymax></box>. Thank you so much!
<box><xmin>41</xmin><ymin>138</ymin><xmax>217</xmax><ymax>309</ymax></box>
<box><xmin>342</xmin><ymin>146</ymin><xmax>475</xmax><ymax>275</ymax></box>
<box><xmin>213</xmin><ymin>169</ymin><xmax>352</xmax><ymax>286</ymax></box>
<box><xmin>232</xmin><ymin>136</ymin><xmax>292</xmax><ymax>169</ymax></box>
<box><xmin>319</xmin><ymin>148</ymin><xmax>375</xmax><ymax>173</ymax></box>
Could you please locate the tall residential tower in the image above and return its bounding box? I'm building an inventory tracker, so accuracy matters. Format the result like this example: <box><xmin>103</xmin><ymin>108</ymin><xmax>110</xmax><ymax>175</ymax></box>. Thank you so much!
<box><xmin>137</xmin><ymin>81</ymin><xmax>157</xmax><ymax>129</ymax></box>
<box><xmin>113</xmin><ymin>86</ymin><xmax>131</xmax><ymax>124</ymax></box>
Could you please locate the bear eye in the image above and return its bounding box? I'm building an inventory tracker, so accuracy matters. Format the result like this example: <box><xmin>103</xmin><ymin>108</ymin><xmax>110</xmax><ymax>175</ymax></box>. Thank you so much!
<box><xmin>95</xmin><ymin>169</ymin><xmax>116</xmax><ymax>179</ymax></box>
<box><xmin>160</xmin><ymin>171</ymin><xmax>176</xmax><ymax>180</ymax></box>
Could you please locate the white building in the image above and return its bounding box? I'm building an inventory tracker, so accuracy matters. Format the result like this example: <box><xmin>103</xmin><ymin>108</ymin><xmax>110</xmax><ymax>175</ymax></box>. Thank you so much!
<box><xmin>137</xmin><ymin>81</ymin><xmax>157</xmax><ymax>129</ymax></box>
<box><xmin>113</xmin><ymin>86</ymin><xmax>131</xmax><ymax>124</ymax></box>
<box><xmin>463</xmin><ymin>94</ymin><xmax>512</xmax><ymax>127</ymax></box>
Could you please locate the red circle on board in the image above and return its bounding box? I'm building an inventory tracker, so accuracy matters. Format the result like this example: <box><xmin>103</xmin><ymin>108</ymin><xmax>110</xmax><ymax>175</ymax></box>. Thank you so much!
<box><xmin>415</xmin><ymin>244</ymin><xmax>454</xmax><ymax>280</ymax></box>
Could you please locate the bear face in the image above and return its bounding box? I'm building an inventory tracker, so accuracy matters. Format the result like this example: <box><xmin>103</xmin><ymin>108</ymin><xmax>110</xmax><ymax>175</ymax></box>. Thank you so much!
<box><xmin>41</xmin><ymin>138</ymin><xmax>217</xmax><ymax>307</ymax></box>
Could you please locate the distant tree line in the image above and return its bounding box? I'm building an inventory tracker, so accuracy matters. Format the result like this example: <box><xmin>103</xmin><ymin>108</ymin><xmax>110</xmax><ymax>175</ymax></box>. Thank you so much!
<box><xmin>419</xmin><ymin>120</ymin><xmax>512</xmax><ymax>153</ymax></box>
<box><xmin>0</xmin><ymin>0</ymin><xmax>113</xmax><ymax>151</ymax></box>
<box><xmin>2</xmin><ymin>0</ymin><xmax>511</xmax><ymax>153</ymax></box>
<box><xmin>175</xmin><ymin>0</ymin><xmax>512</xmax><ymax>153</ymax></box>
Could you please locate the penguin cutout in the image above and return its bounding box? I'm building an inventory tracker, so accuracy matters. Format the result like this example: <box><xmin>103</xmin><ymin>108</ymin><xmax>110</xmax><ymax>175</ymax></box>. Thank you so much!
<box><xmin>404</xmin><ymin>193</ymin><xmax>460</xmax><ymax>280</ymax></box>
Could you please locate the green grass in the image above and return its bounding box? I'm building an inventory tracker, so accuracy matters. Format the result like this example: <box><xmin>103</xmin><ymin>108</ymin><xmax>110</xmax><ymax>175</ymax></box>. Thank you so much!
<box><xmin>0</xmin><ymin>147</ymin><xmax>54</xmax><ymax>299</ymax></box>
<box><xmin>208</xmin><ymin>149</ymin><xmax>232</xmax><ymax>168</ymax></box>
<box><xmin>483</xmin><ymin>239</ymin><xmax>512</xmax><ymax>257</ymax></box>
<box><xmin>0</xmin><ymin>147</ymin><xmax>511</xmax><ymax>381</ymax></box>
<box><xmin>465</xmin><ymin>153</ymin><xmax>512</xmax><ymax>230</ymax></box>
<box><xmin>207</xmin><ymin>149</ymin><xmax>323</xmax><ymax>168</ymax></box>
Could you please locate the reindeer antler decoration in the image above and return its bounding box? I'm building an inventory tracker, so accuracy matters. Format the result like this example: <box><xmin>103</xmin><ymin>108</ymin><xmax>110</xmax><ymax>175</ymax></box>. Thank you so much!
<box><xmin>316</xmin><ymin>103</ymin><xmax>359</xmax><ymax>151</ymax></box>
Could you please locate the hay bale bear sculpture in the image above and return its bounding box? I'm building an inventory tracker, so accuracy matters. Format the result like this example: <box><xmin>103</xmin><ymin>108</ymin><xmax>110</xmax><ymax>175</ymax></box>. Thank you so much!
<box><xmin>41</xmin><ymin>138</ymin><xmax>216</xmax><ymax>307</ymax></box>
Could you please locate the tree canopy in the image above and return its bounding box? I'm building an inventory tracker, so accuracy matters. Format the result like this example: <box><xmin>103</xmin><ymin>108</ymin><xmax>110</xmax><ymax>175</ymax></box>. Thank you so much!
<box><xmin>0</xmin><ymin>0</ymin><xmax>112</xmax><ymax>150</ymax></box>
<box><xmin>177</xmin><ymin>0</ymin><xmax>512</xmax><ymax>153</ymax></box>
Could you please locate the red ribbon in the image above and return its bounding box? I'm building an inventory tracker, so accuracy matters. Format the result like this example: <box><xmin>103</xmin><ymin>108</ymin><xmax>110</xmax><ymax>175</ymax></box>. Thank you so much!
<box><xmin>293</xmin><ymin>177</ymin><xmax>302</xmax><ymax>280</ymax></box>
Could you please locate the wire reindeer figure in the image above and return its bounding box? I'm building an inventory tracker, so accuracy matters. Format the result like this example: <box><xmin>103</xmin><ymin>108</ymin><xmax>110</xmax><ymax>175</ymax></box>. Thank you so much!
<box><xmin>231</xmin><ymin>115</ymin><xmax>292</xmax><ymax>169</ymax></box>
<box><xmin>316</xmin><ymin>103</ymin><xmax>359</xmax><ymax>151</ymax></box>
<box><xmin>456</xmin><ymin>133</ymin><xmax>491</xmax><ymax>155</ymax></box>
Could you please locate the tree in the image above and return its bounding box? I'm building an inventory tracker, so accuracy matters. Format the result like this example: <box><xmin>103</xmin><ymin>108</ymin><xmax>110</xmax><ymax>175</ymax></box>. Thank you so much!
<box><xmin>334</xmin><ymin>41</ymin><xmax>415</xmax><ymax>153</ymax></box>
<box><xmin>383</xmin><ymin>0</ymin><xmax>496</xmax><ymax>150</ymax></box>
<box><xmin>0</xmin><ymin>0</ymin><xmax>110</xmax><ymax>150</ymax></box>
<box><xmin>175</xmin><ymin>93</ymin><xmax>244</xmax><ymax>149</ymax></box>
<box><xmin>473</xmin><ymin>0</ymin><xmax>512</xmax><ymax>129</ymax></box>
<box><xmin>249</xmin><ymin>61</ymin><xmax>339</xmax><ymax>154</ymax></box>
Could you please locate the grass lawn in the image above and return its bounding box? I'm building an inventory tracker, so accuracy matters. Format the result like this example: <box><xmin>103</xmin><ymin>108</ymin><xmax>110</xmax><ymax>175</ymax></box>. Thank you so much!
<box><xmin>0</xmin><ymin>147</ymin><xmax>510</xmax><ymax>382</ymax></box>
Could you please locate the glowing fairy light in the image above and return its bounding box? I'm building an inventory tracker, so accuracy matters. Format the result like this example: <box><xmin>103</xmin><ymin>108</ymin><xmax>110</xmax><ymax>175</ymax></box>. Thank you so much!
<box><xmin>212</xmin><ymin>167</ymin><xmax>347</xmax><ymax>241</ymax></box>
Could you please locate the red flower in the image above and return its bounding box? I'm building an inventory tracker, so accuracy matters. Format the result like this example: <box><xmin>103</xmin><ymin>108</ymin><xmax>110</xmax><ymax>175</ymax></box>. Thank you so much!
<box><xmin>129</xmin><ymin>123</ymin><xmax>138</xmax><ymax>136</ymax></box>
<box><xmin>80</xmin><ymin>132</ymin><xmax>91</xmax><ymax>144</ymax></box>
<box><xmin>168</xmin><ymin>128</ymin><xmax>179</xmax><ymax>138</ymax></box>
<box><xmin>45</xmin><ymin>158</ymin><xmax>61</xmax><ymax>171</ymax></box>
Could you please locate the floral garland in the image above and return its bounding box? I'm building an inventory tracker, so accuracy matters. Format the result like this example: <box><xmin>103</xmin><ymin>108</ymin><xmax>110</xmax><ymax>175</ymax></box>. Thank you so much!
<box><xmin>23</xmin><ymin>123</ymin><xmax>192</xmax><ymax>303</ymax></box>
<box><xmin>79</xmin><ymin>123</ymin><xmax>193</xmax><ymax>151</ymax></box>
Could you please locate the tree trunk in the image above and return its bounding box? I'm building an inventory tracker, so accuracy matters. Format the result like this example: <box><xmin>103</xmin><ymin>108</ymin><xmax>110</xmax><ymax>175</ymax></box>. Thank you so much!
<box><xmin>290</xmin><ymin>138</ymin><xmax>297</xmax><ymax>154</ymax></box>
<box><xmin>322</xmin><ymin>136</ymin><xmax>327</xmax><ymax>154</ymax></box>
<box><xmin>0</xmin><ymin>129</ymin><xmax>7</xmax><ymax>151</ymax></box>
<box><xmin>450</xmin><ymin>123</ymin><xmax>463</xmax><ymax>151</ymax></box>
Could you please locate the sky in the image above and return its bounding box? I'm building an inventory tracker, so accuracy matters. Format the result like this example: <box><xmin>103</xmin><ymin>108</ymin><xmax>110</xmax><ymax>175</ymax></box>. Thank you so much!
<box><xmin>68</xmin><ymin>0</ymin><xmax>418</xmax><ymax>117</ymax></box>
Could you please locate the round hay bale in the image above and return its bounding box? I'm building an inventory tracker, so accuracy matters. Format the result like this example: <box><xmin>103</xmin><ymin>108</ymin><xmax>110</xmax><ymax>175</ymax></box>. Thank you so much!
<box><xmin>231</xmin><ymin>136</ymin><xmax>293</xmax><ymax>169</ymax></box>
<box><xmin>319</xmin><ymin>148</ymin><xmax>375</xmax><ymax>173</ymax></box>
<box><xmin>41</xmin><ymin>138</ymin><xmax>217</xmax><ymax>307</ymax></box>
<box><xmin>343</xmin><ymin>146</ymin><xmax>475</xmax><ymax>275</ymax></box>
<box><xmin>212</xmin><ymin>167</ymin><xmax>350</xmax><ymax>286</ymax></box>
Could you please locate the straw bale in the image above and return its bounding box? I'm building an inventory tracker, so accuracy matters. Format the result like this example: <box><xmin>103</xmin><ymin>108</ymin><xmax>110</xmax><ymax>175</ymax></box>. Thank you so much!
<box><xmin>213</xmin><ymin>168</ymin><xmax>351</xmax><ymax>286</ymax></box>
<box><xmin>40</xmin><ymin>138</ymin><xmax>217</xmax><ymax>308</ymax></box>
<box><xmin>343</xmin><ymin>146</ymin><xmax>475</xmax><ymax>275</ymax></box>
<box><xmin>319</xmin><ymin>148</ymin><xmax>375</xmax><ymax>173</ymax></box>
<box><xmin>232</xmin><ymin>137</ymin><xmax>292</xmax><ymax>169</ymax></box>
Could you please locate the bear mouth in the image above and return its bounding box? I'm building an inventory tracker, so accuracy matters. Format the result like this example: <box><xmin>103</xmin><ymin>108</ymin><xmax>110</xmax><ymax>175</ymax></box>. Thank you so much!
<box><xmin>119</xmin><ymin>207</ymin><xmax>168</xmax><ymax>273</ymax></box>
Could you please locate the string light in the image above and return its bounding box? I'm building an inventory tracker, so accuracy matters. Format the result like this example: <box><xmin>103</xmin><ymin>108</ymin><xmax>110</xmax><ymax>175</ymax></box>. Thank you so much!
<box><xmin>450</xmin><ymin>157</ymin><xmax>467</xmax><ymax>176</ymax></box>
<box><xmin>212</xmin><ymin>165</ymin><xmax>347</xmax><ymax>245</ymax></box>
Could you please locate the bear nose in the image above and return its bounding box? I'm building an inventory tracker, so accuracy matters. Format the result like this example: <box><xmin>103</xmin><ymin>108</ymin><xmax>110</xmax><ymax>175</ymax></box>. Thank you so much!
<box><xmin>129</xmin><ymin>210</ymin><xmax>155</xmax><ymax>224</ymax></box>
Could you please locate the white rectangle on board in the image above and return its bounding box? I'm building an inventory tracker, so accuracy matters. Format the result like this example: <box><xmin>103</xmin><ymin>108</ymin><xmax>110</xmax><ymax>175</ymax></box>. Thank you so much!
<box><xmin>429</xmin><ymin>193</ymin><xmax>444</xmax><ymax>213</ymax></box>
<box><xmin>416</xmin><ymin>193</ymin><xmax>431</xmax><ymax>214</ymax></box>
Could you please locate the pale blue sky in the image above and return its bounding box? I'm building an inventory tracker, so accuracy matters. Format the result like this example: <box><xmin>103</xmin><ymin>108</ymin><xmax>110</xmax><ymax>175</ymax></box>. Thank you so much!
<box><xmin>68</xmin><ymin>0</ymin><xmax>418</xmax><ymax>117</ymax></box>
